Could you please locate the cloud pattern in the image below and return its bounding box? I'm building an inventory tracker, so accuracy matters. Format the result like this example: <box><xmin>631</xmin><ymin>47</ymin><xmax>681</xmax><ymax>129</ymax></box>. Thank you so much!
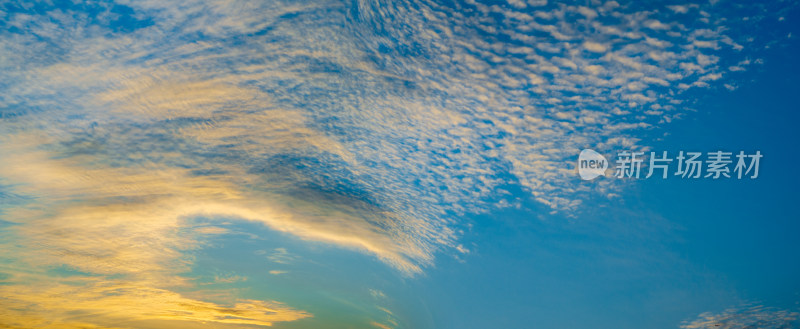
<box><xmin>0</xmin><ymin>0</ymin><xmax>794</xmax><ymax>327</ymax></box>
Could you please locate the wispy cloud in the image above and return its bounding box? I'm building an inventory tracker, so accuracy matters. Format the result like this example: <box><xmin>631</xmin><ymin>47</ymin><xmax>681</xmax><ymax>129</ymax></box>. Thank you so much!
<box><xmin>681</xmin><ymin>304</ymin><xmax>799</xmax><ymax>329</ymax></box>
<box><xmin>0</xmin><ymin>278</ymin><xmax>310</xmax><ymax>328</ymax></box>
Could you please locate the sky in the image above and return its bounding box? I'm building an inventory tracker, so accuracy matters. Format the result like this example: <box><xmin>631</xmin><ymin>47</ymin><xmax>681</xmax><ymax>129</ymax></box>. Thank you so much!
<box><xmin>0</xmin><ymin>0</ymin><xmax>799</xmax><ymax>328</ymax></box>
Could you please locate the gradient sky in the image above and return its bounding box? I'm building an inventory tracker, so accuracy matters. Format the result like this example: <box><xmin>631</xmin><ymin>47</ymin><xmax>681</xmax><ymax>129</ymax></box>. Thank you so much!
<box><xmin>1</xmin><ymin>0</ymin><xmax>799</xmax><ymax>328</ymax></box>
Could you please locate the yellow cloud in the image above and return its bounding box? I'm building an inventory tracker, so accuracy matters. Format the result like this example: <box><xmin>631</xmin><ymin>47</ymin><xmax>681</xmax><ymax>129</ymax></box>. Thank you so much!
<box><xmin>370</xmin><ymin>321</ymin><xmax>394</xmax><ymax>329</ymax></box>
<box><xmin>0</xmin><ymin>125</ymin><xmax>436</xmax><ymax>276</ymax></box>
<box><xmin>0</xmin><ymin>279</ymin><xmax>310</xmax><ymax>328</ymax></box>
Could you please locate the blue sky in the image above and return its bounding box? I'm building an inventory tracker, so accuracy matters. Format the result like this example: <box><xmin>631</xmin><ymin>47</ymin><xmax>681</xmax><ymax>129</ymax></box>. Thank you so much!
<box><xmin>1</xmin><ymin>0</ymin><xmax>799</xmax><ymax>328</ymax></box>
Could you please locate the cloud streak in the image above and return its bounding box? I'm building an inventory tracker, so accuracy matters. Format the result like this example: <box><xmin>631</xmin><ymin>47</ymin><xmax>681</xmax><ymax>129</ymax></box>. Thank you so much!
<box><xmin>681</xmin><ymin>304</ymin><xmax>799</xmax><ymax>329</ymax></box>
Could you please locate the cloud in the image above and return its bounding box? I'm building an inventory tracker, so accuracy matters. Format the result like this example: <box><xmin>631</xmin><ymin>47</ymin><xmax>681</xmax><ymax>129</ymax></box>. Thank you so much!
<box><xmin>583</xmin><ymin>41</ymin><xmax>608</xmax><ymax>53</ymax></box>
<box><xmin>0</xmin><ymin>5</ymin><xmax>791</xmax><ymax>328</ymax></box>
<box><xmin>267</xmin><ymin>248</ymin><xmax>296</xmax><ymax>265</ymax></box>
<box><xmin>0</xmin><ymin>138</ymin><xmax>438</xmax><ymax>275</ymax></box>
<box><xmin>667</xmin><ymin>5</ymin><xmax>691</xmax><ymax>14</ymax></box>
<box><xmin>508</xmin><ymin>0</ymin><xmax>527</xmax><ymax>9</ymax></box>
<box><xmin>577</xmin><ymin>6</ymin><xmax>598</xmax><ymax>19</ymax></box>
<box><xmin>0</xmin><ymin>279</ymin><xmax>310</xmax><ymax>328</ymax></box>
<box><xmin>681</xmin><ymin>304</ymin><xmax>799</xmax><ymax>329</ymax></box>
<box><xmin>196</xmin><ymin>226</ymin><xmax>231</xmax><ymax>235</ymax></box>
<box><xmin>371</xmin><ymin>321</ymin><xmax>394</xmax><ymax>329</ymax></box>
<box><xmin>214</xmin><ymin>274</ymin><xmax>247</xmax><ymax>283</ymax></box>
<box><xmin>644</xmin><ymin>19</ymin><xmax>671</xmax><ymax>30</ymax></box>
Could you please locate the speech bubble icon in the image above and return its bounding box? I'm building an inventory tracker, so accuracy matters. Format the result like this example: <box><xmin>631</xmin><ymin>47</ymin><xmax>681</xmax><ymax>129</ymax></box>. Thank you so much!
<box><xmin>578</xmin><ymin>149</ymin><xmax>608</xmax><ymax>180</ymax></box>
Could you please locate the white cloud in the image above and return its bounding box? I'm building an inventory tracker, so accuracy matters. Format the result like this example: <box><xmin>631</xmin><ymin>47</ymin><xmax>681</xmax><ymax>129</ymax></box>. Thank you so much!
<box><xmin>508</xmin><ymin>0</ymin><xmax>527</xmax><ymax>9</ymax></box>
<box><xmin>667</xmin><ymin>5</ymin><xmax>690</xmax><ymax>14</ymax></box>
<box><xmin>577</xmin><ymin>6</ymin><xmax>599</xmax><ymax>19</ymax></box>
<box><xmin>583</xmin><ymin>41</ymin><xmax>608</xmax><ymax>53</ymax></box>
<box><xmin>644</xmin><ymin>19</ymin><xmax>670</xmax><ymax>30</ymax></box>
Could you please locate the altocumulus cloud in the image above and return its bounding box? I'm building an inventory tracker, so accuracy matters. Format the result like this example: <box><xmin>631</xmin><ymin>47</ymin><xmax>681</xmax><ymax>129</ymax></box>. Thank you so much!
<box><xmin>0</xmin><ymin>0</ymin><xmax>792</xmax><ymax>327</ymax></box>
